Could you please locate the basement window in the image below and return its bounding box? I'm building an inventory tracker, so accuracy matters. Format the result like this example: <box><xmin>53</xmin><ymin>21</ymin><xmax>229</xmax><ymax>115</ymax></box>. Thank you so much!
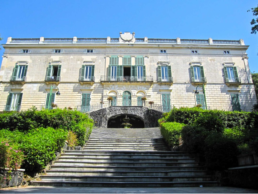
<box><xmin>192</xmin><ymin>50</ymin><xmax>198</xmax><ymax>54</ymax></box>
<box><xmin>55</xmin><ymin>49</ymin><xmax>61</xmax><ymax>53</ymax></box>
<box><xmin>23</xmin><ymin>49</ymin><xmax>29</xmax><ymax>53</ymax></box>
<box><xmin>160</xmin><ymin>50</ymin><xmax>166</xmax><ymax>53</ymax></box>
<box><xmin>224</xmin><ymin>51</ymin><xmax>230</xmax><ymax>54</ymax></box>
<box><xmin>87</xmin><ymin>49</ymin><xmax>93</xmax><ymax>53</ymax></box>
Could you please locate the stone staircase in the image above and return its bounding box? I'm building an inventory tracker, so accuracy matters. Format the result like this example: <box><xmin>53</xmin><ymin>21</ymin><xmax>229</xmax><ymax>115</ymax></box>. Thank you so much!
<box><xmin>32</xmin><ymin>128</ymin><xmax>218</xmax><ymax>187</ymax></box>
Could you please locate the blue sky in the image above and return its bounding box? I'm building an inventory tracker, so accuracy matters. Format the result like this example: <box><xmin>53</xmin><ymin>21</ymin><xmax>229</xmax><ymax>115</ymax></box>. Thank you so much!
<box><xmin>0</xmin><ymin>0</ymin><xmax>257</xmax><ymax>71</ymax></box>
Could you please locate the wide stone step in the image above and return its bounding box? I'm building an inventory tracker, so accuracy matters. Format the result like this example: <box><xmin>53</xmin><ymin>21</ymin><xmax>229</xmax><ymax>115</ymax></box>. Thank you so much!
<box><xmin>63</xmin><ymin>150</ymin><xmax>186</xmax><ymax>155</ymax></box>
<box><xmin>60</xmin><ymin>154</ymin><xmax>192</xmax><ymax>159</ymax></box>
<box><xmin>46</xmin><ymin>170</ymin><xmax>208</xmax><ymax>176</ymax></box>
<box><xmin>85</xmin><ymin>143</ymin><xmax>166</xmax><ymax>146</ymax></box>
<box><xmin>54</xmin><ymin>161</ymin><xmax>197</xmax><ymax>167</ymax></box>
<box><xmin>31</xmin><ymin>180</ymin><xmax>218</xmax><ymax>187</ymax></box>
<box><xmin>50</xmin><ymin>165</ymin><xmax>204</xmax><ymax>171</ymax></box>
<box><xmin>83</xmin><ymin>147</ymin><xmax>169</xmax><ymax>151</ymax></box>
<box><xmin>57</xmin><ymin>158</ymin><xmax>195</xmax><ymax>163</ymax></box>
<box><xmin>40</xmin><ymin>175</ymin><xmax>214</xmax><ymax>182</ymax></box>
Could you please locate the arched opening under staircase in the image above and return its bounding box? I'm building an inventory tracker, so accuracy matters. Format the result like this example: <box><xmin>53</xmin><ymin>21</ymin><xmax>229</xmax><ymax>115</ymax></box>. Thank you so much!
<box><xmin>107</xmin><ymin>114</ymin><xmax>145</xmax><ymax>128</ymax></box>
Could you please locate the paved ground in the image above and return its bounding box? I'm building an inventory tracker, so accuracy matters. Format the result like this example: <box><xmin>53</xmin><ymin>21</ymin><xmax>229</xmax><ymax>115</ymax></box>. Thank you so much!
<box><xmin>90</xmin><ymin>127</ymin><xmax>162</xmax><ymax>139</ymax></box>
<box><xmin>1</xmin><ymin>186</ymin><xmax>258</xmax><ymax>193</ymax></box>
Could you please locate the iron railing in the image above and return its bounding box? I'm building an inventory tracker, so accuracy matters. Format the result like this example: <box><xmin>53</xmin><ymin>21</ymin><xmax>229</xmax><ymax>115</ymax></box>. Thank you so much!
<box><xmin>79</xmin><ymin>76</ymin><xmax>95</xmax><ymax>82</ymax></box>
<box><xmin>157</xmin><ymin>77</ymin><xmax>173</xmax><ymax>83</ymax></box>
<box><xmin>191</xmin><ymin>77</ymin><xmax>206</xmax><ymax>83</ymax></box>
<box><xmin>5</xmin><ymin>105</ymin><xmax>21</xmax><ymax>112</ymax></box>
<box><xmin>100</xmin><ymin>76</ymin><xmax>153</xmax><ymax>82</ymax></box>
<box><xmin>45</xmin><ymin>76</ymin><xmax>61</xmax><ymax>82</ymax></box>
<box><xmin>10</xmin><ymin>76</ymin><xmax>26</xmax><ymax>82</ymax></box>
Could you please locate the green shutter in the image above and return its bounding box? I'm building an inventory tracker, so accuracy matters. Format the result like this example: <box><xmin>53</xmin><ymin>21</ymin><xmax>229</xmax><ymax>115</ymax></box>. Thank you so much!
<box><xmin>46</xmin><ymin>65</ymin><xmax>52</xmax><ymax>81</ymax></box>
<box><xmin>224</xmin><ymin>67</ymin><xmax>229</xmax><ymax>82</ymax></box>
<box><xmin>5</xmin><ymin>93</ymin><xmax>12</xmax><ymax>111</ymax></box>
<box><xmin>196</xmin><ymin>94</ymin><xmax>206</xmax><ymax>110</ymax></box>
<box><xmin>233</xmin><ymin>67</ymin><xmax>239</xmax><ymax>82</ymax></box>
<box><xmin>81</xmin><ymin>65</ymin><xmax>85</xmax><ymax>81</ymax></box>
<box><xmin>157</xmin><ymin>66</ymin><xmax>161</xmax><ymax>82</ymax></box>
<box><xmin>168</xmin><ymin>66</ymin><xmax>172</xmax><ymax>81</ymax></box>
<box><xmin>123</xmin><ymin>56</ymin><xmax>131</xmax><ymax>66</ymax></box>
<box><xmin>143</xmin><ymin>66</ymin><xmax>146</xmax><ymax>81</ymax></box>
<box><xmin>23</xmin><ymin>65</ymin><xmax>28</xmax><ymax>79</ymax></box>
<box><xmin>111</xmin><ymin>96</ymin><xmax>117</xmax><ymax>106</ymax></box>
<box><xmin>11</xmin><ymin>65</ymin><xmax>18</xmax><ymax>81</ymax></box>
<box><xmin>45</xmin><ymin>93</ymin><xmax>50</xmax><ymax>109</ymax></box>
<box><xmin>57</xmin><ymin>65</ymin><xmax>61</xmax><ymax>81</ymax></box>
<box><xmin>91</xmin><ymin>65</ymin><xmax>95</xmax><ymax>79</ymax></box>
<box><xmin>190</xmin><ymin>66</ymin><xmax>194</xmax><ymax>82</ymax></box>
<box><xmin>110</xmin><ymin>56</ymin><xmax>118</xmax><ymax>65</ymax></box>
<box><xmin>82</xmin><ymin>93</ymin><xmax>90</xmax><ymax>112</ymax></box>
<box><xmin>117</xmin><ymin>66</ymin><xmax>123</xmax><ymax>80</ymax></box>
<box><xmin>51</xmin><ymin>93</ymin><xmax>55</xmax><ymax>104</ymax></box>
<box><xmin>136</xmin><ymin>56</ymin><xmax>144</xmax><ymax>66</ymax></box>
<box><xmin>17</xmin><ymin>93</ymin><xmax>23</xmax><ymax>111</ymax></box>
<box><xmin>107</xmin><ymin>66</ymin><xmax>111</xmax><ymax>81</ymax></box>
<box><xmin>162</xmin><ymin>94</ymin><xmax>171</xmax><ymax>112</ymax></box>
<box><xmin>137</xmin><ymin>97</ymin><xmax>143</xmax><ymax>106</ymax></box>
<box><xmin>200</xmin><ymin>66</ymin><xmax>204</xmax><ymax>81</ymax></box>
<box><xmin>131</xmin><ymin>66</ymin><xmax>136</xmax><ymax>81</ymax></box>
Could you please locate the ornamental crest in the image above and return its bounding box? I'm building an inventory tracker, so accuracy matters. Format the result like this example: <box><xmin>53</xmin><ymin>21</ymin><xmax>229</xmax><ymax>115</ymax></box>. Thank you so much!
<box><xmin>119</xmin><ymin>32</ymin><xmax>135</xmax><ymax>43</ymax></box>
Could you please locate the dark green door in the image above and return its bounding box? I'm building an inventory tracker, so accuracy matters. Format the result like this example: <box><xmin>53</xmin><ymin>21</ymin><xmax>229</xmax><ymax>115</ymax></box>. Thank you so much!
<box><xmin>123</xmin><ymin>91</ymin><xmax>131</xmax><ymax>106</ymax></box>
<box><xmin>137</xmin><ymin>97</ymin><xmax>143</xmax><ymax>106</ymax></box>
<box><xmin>162</xmin><ymin>94</ymin><xmax>171</xmax><ymax>112</ymax></box>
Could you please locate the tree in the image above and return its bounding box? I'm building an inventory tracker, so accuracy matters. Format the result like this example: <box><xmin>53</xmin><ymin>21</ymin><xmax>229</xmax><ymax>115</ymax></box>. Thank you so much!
<box><xmin>252</xmin><ymin>73</ymin><xmax>258</xmax><ymax>100</ymax></box>
<box><xmin>249</xmin><ymin>6</ymin><xmax>258</xmax><ymax>34</ymax></box>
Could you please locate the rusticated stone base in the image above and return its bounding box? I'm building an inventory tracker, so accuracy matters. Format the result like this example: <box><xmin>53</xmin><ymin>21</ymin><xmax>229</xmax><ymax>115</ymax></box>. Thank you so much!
<box><xmin>89</xmin><ymin>106</ymin><xmax>163</xmax><ymax>128</ymax></box>
<box><xmin>0</xmin><ymin>168</ymin><xmax>24</xmax><ymax>188</ymax></box>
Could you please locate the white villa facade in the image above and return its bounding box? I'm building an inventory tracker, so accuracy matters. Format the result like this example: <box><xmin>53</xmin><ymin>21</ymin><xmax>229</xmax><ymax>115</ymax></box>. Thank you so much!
<box><xmin>0</xmin><ymin>32</ymin><xmax>256</xmax><ymax>113</ymax></box>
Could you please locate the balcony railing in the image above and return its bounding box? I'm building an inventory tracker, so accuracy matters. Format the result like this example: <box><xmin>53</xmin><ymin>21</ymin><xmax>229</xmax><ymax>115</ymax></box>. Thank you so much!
<box><xmin>225</xmin><ymin>77</ymin><xmax>241</xmax><ymax>84</ymax></box>
<box><xmin>181</xmin><ymin>39</ymin><xmax>209</xmax><ymax>44</ymax></box>
<box><xmin>100</xmin><ymin>76</ymin><xmax>153</xmax><ymax>82</ymax></box>
<box><xmin>157</xmin><ymin>77</ymin><xmax>173</xmax><ymax>83</ymax></box>
<box><xmin>5</xmin><ymin>105</ymin><xmax>21</xmax><ymax>112</ymax></box>
<box><xmin>148</xmin><ymin>39</ymin><xmax>177</xmax><ymax>43</ymax></box>
<box><xmin>10</xmin><ymin>76</ymin><xmax>26</xmax><ymax>82</ymax></box>
<box><xmin>79</xmin><ymin>76</ymin><xmax>95</xmax><ymax>82</ymax></box>
<box><xmin>191</xmin><ymin>77</ymin><xmax>206</xmax><ymax>83</ymax></box>
<box><xmin>45</xmin><ymin>76</ymin><xmax>60</xmax><ymax>82</ymax></box>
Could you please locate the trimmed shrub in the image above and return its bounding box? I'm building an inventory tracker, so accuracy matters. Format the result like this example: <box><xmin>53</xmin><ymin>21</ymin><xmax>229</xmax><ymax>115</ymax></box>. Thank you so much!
<box><xmin>160</xmin><ymin>122</ymin><xmax>185</xmax><ymax>147</ymax></box>
<box><xmin>67</xmin><ymin>131</ymin><xmax>77</xmax><ymax>148</ymax></box>
<box><xmin>223</xmin><ymin>127</ymin><xmax>245</xmax><ymax>144</ymax></box>
<box><xmin>204</xmin><ymin>133</ymin><xmax>238</xmax><ymax>171</ymax></box>
<box><xmin>193</xmin><ymin>112</ymin><xmax>224</xmax><ymax>133</ymax></box>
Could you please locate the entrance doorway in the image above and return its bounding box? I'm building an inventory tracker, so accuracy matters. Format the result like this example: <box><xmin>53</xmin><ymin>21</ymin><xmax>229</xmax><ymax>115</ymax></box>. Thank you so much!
<box><xmin>124</xmin><ymin>67</ymin><xmax>131</xmax><ymax>81</ymax></box>
<box><xmin>123</xmin><ymin>91</ymin><xmax>131</xmax><ymax>106</ymax></box>
<box><xmin>108</xmin><ymin>114</ymin><xmax>145</xmax><ymax>128</ymax></box>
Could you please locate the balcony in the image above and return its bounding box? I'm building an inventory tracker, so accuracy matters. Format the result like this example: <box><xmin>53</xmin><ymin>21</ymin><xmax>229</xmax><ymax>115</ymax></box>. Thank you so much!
<box><xmin>191</xmin><ymin>77</ymin><xmax>207</xmax><ymax>85</ymax></box>
<box><xmin>100</xmin><ymin>76</ymin><xmax>153</xmax><ymax>84</ymax></box>
<box><xmin>225</xmin><ymin>77</ymin><xmax>241</xmax><ymax>86</ymax></box>
<box><xmin>157</xmin><ymin>77</ymin><xmax>173</xmax><ymax>85</ymax></box>
<box><xmin>45</xmin><ymin>76</ymin><xmax>60</xmax><ymax>85</ymax></box>
<box><xmin>10</xmin><ymin>76</ymin><xmax>26</xmax><ymax>85</ymax></box>
<box><xmin>79</xmin><ymin>76</ymin><xmax>95</xmax><ymax>85</ymax></box>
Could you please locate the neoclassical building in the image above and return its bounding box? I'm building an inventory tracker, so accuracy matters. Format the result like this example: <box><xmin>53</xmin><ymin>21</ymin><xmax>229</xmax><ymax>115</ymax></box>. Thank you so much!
<box><xmin>0</xmin><ymin>32</ymin><xmax>256</xmax><ymax>113</ymax></box>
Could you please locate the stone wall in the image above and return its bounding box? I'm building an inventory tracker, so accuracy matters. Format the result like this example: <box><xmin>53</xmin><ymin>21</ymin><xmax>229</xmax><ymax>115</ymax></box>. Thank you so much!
<box><xmin>90</xmin><ymin>106</ymin><xmax>163</xmax><ymax>128</ymax></box>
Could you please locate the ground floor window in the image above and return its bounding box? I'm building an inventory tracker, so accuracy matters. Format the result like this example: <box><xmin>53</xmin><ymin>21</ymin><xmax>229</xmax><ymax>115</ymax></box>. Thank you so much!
<box><xmin>196</xmin><ymin>93</ymin><xmax>206</xmax><ymax>110</ymax></box>
<box><xmin>6</xmin><ymin>93</ymin><xmax>23</xmax><ymax>111</ymax></box>
<box><xmin>231</xmin><ymin>93</ymin><xmax>241</xmax><ymax>111</ymax></box>
<box><xmin>162</xmin><ymin>94</ymin><xmax>171</xmax><ymax>112</ymax></box>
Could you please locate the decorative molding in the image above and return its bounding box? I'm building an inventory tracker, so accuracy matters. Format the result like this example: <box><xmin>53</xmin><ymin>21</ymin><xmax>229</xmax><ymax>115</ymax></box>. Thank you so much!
<box><xmin>11</xmin><ymin>88</ymin><xmax>23</xmax><ymax>92</ymax></box>
<box><xmin>46</xmin><ymin>89</ymin><xmax>58</xmax><ymax>92</ymax></box>
<box><xmin>223</xmin><ymin>62</ymin><xmax>235</xmax><ymax>66</ymax></box>
<box><xmin>227</xmin><ymin>89</ymin><xmax>240</xmax><ymax>93</ymax></box>
<box><xmin>189</xmin><ymin>62</ymin><xmax>202</xmax><ymax>66</ymax></box>
<box><xmin>80</xmin><ymin>89</ymin><xmax>93</xmax><ymax>92</ymax></box>
<box><xmin>157</xmin><ymin>61</ymin><xmax>170</xmax><ymax>66</ymax></box>
<box><xmin>16</xmin><ymin>61</ymin><xmax>28</xmax><ymax>65</ymax></box>
<box><xmin>159</xmin><ymin>89</ymin><xmax>172</xmax><ymax>92</ymax></box>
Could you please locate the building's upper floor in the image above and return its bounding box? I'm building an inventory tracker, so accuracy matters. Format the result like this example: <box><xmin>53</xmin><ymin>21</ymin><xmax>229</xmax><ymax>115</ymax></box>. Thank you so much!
<box><xmin>0</xmin><ymin>32</ymin><xmax>252</xmax><ymax>85</ymax></box>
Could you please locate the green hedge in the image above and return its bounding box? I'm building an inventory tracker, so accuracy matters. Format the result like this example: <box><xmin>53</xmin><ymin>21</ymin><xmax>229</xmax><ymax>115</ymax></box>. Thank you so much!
<box><xmin>0</xmin><ymin>128</ymin><xmax>67</xmax><ymax>172</ymax></box>
<box><xmin>160</xmin><ymin>122</ymin><xmax>185</xmax><ymax>147</ymax></box>
<box><xmin>0</xmin><ymin>107</ymin><xmax>94</xmax><ymax>146</ymax></box>
<box><xmin>164</xmin><ymin>107</ymin><xmax>252</xmax><ymax>129</ymax></box>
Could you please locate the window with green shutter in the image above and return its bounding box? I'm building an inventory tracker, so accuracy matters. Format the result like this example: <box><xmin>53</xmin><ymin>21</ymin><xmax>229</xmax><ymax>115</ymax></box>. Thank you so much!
<box><xmin>135</xmin><ymin>56</ymin><xmax>144</xmax><ymax>66</ymax></box>
<box><xmin>82</xmin><ymin>93</ymin><xmax>91</xmax><ymax>112</ymax></box>
<box><xmin>81</xmin><ymin>65</ymin><xmax>94</xmax><ymax>81</ymax></box>
<box><xmin>224</xmin><ymin>66</ymin><xmax>239</xmax><ymax>83</ymax></box>
<box><xmin>162</xmin><ymin>94</ymin><xmax>171</xmax><ymax>112</ymax></box>
<box><xmin>11</xmin><ymin>65</ymin><xmax>28</xmax><ymax>81</ymax></box>
<box><xmin>158</xmin><ymin>66</ymin><xmax>172</xmax><ymax>82</ymax></box>
<box><xmin>45</xmin><ymin>93</ymin><xmax>55</xmax><ymax>110</ymax></box>
<box><xmin>196</xmin><ymin>94</ymin><xmax>206</xmax><ymax>110</ymax></box>
<box><xmin>46</xmin><ymin>65</ymin><xmax>61</xmax><ymax>81</ymax></box>
<box><xmin>191</xmin><ymin>65</ymin><xmax>205</xmax><ymax>82</ymax></box>
<box><xmin>231</xmin><ymin>94</ymin><xmax>241</xmax><ymax>111</ymax></box>
<box><xmin>5</xmin><ymin>93</ymin><xmax>23</xmax><ymax>111</ymax></box>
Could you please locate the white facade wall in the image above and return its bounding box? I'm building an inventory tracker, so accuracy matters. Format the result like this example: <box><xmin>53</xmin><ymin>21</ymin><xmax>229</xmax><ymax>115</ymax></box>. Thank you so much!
<box><xmin>0</xmin><ymin>34</ymin><xmax>256</xmax><ymax>112</ymax></box>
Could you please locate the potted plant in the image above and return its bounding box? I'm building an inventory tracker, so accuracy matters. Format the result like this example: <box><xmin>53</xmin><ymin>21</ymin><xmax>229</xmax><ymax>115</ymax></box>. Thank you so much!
<box><xmin>107</xmin><ymin>97</ymin><xmax>113</xmax><ymax>106</ymax></box>
<box><xmin>149</xmin><ymin>101</ymin><xmax>154</xmax><ymax>108</ymax></box>
<box><xmin>141</xmin><ymin>97</ymin><xmax>147</xmax><ymax>106</ymax></box>
<box><xmin>68</xmin><ymin>107</ymin><xmax>73</xmax><ymax>110</ymax></box>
